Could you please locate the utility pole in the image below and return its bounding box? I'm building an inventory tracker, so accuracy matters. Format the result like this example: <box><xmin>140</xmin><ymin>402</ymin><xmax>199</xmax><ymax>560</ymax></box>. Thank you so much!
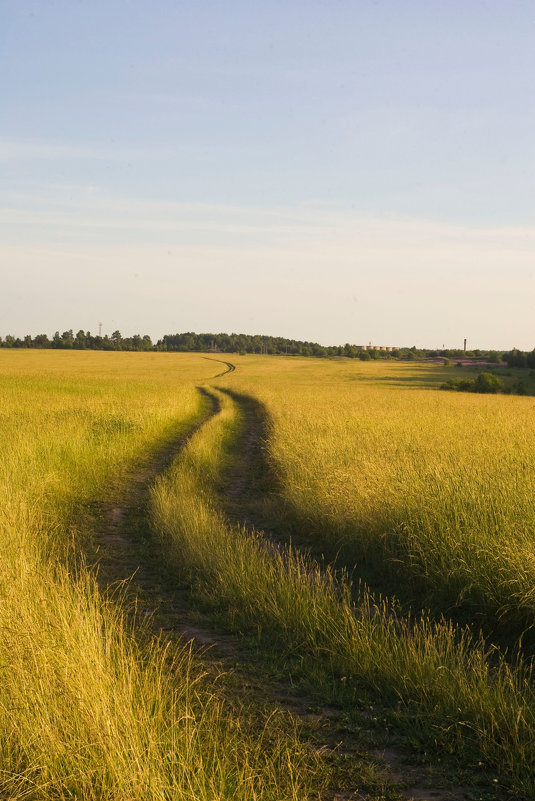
<box><xmin>98</xmin><ymin>322</ymin><xmax>102</xmax><ymax>337</ymax></box>
<box><xmin>464</xmin><ymin>338</ymin><xmax>467</xmax><ymax>353</ymax></box>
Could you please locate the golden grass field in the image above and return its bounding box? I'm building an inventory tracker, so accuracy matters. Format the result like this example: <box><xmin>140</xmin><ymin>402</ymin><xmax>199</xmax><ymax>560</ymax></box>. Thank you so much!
<box><xmin>0</xmin><ymin>351</ymin><xmax>318</xmax><ymax>800</ymax></box>
<box><xmin>221</xmin><ymin>357</ymin><xmax>535</xmax><ymax>635</ymax></box>
<box><xmin>3</xmin><ymin>349</ymin><xmax>535</xmax><ymax>798</ymax></box>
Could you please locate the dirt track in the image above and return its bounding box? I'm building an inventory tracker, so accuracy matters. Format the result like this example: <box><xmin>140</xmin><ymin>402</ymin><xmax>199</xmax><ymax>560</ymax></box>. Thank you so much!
<box><xmin>87</xmin><ymin>360</ymin><xmax>477</xmax><ymax>801</ymax></box>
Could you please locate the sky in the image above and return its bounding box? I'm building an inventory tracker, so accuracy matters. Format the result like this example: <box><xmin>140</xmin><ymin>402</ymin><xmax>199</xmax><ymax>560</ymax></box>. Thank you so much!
<box><xmin>2</xmin><ymin>0</ymin><xmax>534</xmax><ymax>349</ymax></box>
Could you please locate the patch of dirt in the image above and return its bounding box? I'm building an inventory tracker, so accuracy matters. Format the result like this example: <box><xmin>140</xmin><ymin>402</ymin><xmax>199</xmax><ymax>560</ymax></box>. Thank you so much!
<box><xmin>370</xmin><ymin>749</ymin><xmax>472</xmax><ymax>801</ymax></box>
<box><xmin>108</xmin><ymin>506</ymin><xmax>125</xmax><ymax>524</ymax></box>
<box><xmin>98</xmin><ymin>531</ymin><xmax>128</xmax><ymax>546</ymax></box>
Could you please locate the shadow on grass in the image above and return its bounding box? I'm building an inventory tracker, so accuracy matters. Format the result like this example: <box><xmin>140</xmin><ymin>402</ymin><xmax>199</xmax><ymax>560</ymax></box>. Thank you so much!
<box><xmin>215</xmin><ymin>387</ymin><xmax>535</xmax><ymax>656</ymax></box>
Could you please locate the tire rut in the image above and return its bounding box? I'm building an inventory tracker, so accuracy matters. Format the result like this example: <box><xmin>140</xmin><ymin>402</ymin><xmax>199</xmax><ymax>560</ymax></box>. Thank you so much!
<box><xmin>202</xmin><ymin>356</ymin><xmax>236</xmax><ymax>377</ymax></box>
<box><xmin>86</xmin><ymin>375</ymin><xmax>477</xmax><ymax>801</ymax></box>
<box><xmin>88</xmin><ymin>384</ymin><xmax>239</xmax><ymax>658</ymax></box>
<box><xmin>86</xmin><ymin>383</ymin><xmax>388</xmax><ymax>799</ymax></box>
<box><xmin>211</xmin><ymin>387</ymin><xmax>478</xmax><ymax>801</ymax></box>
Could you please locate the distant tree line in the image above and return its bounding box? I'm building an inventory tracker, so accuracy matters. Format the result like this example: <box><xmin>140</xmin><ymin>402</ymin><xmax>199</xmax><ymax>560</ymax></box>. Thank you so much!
<box><xmin>0</xmin><ymin>330</ymin><xmax>430</xmax><ymax>357</ymax></box>
<box><xmin>157</xmin><ymin>332</ymin><xmax>414</xmax><ymax>358</ymax></box>
<box><xmin>0</xmin><ymin>330</ymin><xmax>533</xmax><ymax>365</ymax></box>
<box><xmin>0</xmin><ymin>330</ymin><xmax>153</xmax><ymax>351</ymax></box>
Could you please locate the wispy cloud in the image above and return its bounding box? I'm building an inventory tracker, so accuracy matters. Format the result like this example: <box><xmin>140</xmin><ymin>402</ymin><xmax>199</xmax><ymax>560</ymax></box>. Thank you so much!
<box><xmin>2</xmin><ymin>187</ymin><xmax>535</xmax><ymax>254</ymax></box>
<box><xmin>0</xmin><ymin>187</ymin><xmax>337</xmax><ymax>244</ymax></box>
<box><xmin>0</xmin><ymin>138</ymin><xmax>171</xmax><ymax>162</ymax></box>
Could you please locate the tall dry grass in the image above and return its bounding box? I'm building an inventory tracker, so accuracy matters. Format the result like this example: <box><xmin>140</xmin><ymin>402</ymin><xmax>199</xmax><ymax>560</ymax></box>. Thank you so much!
<box><xmin>151</xmin><ymin>385</ymin><xmax>535</xmax><ymax>798</ymax></box>
<box><xmin>0</xmin><ymin>351</ymin><xmax>317</xmax><ymax>800</ymax></box>
<box><xmin>220</xmin><ymin>356</ymin><xmax>535</xmax><ymax>636</ymax></box>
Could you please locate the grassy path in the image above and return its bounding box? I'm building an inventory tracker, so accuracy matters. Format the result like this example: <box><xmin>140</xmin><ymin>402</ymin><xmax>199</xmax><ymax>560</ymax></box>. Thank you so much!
<box><xmin>88</xmin><ymin>386</ymin><xmax>219</xmax><ymax>589</ymax></box>
<box><xmin>82</xmin><ymin>365</ymin><xmax>535</xmax><ymax>800</ymax></box>
<box><xmin>151</xmin><ymin>383</ymin><xmax>529</xmax><ymax>800</ymax></box>
<box><xmin>85</xmin><ymin>384</ymin><xmax>257</xmax><ymax>656</ymax></box>
<box><xmin>2</xmin><ymin>353</ymin><xmax>339</xmax><ymax>800</ymax></box>
<box><xmin>211</xmin><ymin>388</ymin><xmax>486</xmax><ymax>800</ymax></box>
<box><xmin>6</xmin><ymin>352</ymin><xmax>533</xmax><ymax>798</ymax></box>
<box><xmin>82</xmin><ymin>374</ymin><xmax>397</xmax><ymax>801</ymax></box>
<box><xmin>80</xmin><ymin>369</ymin><xmax>422</xmax><ymax>801</ymax></box>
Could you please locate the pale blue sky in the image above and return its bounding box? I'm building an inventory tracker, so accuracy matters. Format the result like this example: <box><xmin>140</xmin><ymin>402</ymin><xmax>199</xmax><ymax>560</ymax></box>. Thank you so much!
<box><xmin>2</xmin><ymin>1</ymin><xmax>534</xmax><ymax>348</ymax></box>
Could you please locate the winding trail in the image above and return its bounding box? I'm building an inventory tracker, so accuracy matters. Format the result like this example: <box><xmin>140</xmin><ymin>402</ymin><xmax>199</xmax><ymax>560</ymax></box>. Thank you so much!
<box><xmin>87</xmin><ymin>360</ymin><xmax>473</xmax><ymax>801</ymax></box>
<box><xmin>205</xmin><ymin>385</ymin><xmax>476</xmax><ymax>801</ymax></box>
<box><xmin>202</xmin><ymin>356</ymin><xmax>236</xmax><ymax>376</ymax></box>
<box><xmin>89</xmin><ymin>378</ymin><xmax>232</xmax><ymax>650</ymax></box>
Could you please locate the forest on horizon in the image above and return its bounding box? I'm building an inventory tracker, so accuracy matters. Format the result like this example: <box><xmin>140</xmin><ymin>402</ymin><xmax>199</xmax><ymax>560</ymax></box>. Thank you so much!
<box><xmin>1</xmin><ymin>328</ymin><xmax>534</xmax><ymax>366</ymax></box>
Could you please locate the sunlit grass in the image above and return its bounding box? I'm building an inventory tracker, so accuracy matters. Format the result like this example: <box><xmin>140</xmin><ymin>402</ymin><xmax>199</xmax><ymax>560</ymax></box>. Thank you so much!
<box><xmin>220</xmin><ymin>356</ymin><xmax>535</xmax><ymax>637</ymax></box>
<box><xmin>0</xmin><ymin>350</ymin><xmax>317</xmax><ymax>800</ymax></box>
<box><xmin>7</xmin><ymin>348</ymin><xmax>535</xmax><ymax>797</ymax></box>
<box><xmin>152</xmin><ymin>384</ymin><xmax>535</xmax><ymax>797</ymax></box>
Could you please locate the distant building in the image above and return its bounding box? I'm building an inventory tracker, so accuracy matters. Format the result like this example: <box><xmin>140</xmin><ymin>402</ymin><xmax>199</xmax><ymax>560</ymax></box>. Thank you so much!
<box><xmin>356</xmin><ymin>344</ymin><xmax>395</xmax><ymax>352</ymax></box>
